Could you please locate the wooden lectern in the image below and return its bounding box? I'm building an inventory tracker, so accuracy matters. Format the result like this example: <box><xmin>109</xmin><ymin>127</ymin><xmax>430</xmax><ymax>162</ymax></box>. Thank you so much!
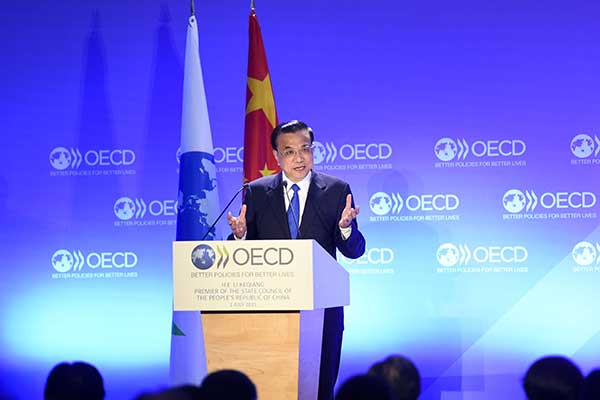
<box><xmin>172</xmin><ymin>239</ymin><xmax>349</xmax><ymax>400</ymax></box>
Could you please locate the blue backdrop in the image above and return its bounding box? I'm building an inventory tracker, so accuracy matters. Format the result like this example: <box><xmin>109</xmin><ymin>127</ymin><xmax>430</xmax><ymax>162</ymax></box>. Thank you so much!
<box><xmin>2</xmin><ymin>1</ymin><xmax>600</xmax><ymax>399</ymax></box>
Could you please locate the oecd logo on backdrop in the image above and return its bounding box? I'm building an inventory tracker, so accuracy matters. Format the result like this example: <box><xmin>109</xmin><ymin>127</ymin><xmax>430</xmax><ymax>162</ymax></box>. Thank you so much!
<box><xmin>434</xmin><ymin>138</ymin><xmax>460</xmax><ymax>161</ymax></box>
<box><xmin>49</xmin><ymin>147</ymin><xmax>79</xmax><ymax>170</ymax></box>
<box><xmin>369</xmin><ymin>191</ymin><xmax>460</xmax><ymax>222</ymax></box>
<box><xmin>434</xmin><ymin>137</ymin><xmax>527</xmax><ymax>168</ymax></box>
<box><xmin>52</xmin><ymin>249</ymin><xmax>83</xmax><ymax>272</ymax></box>
<box><xmin>339</xmin><ymin>247</ymin><xmax>395</xmax><ymax>265</ymax></box>
<box><xmin>571</xmin><ymin>241</ymin><xmax>599</xmax><ymax>266</ymax></box>
<box><xmin>49</xmin><ymin>146</ymin><xmax>136</xmax><ymax>176</ymax></box>
<box><xmin>436</xmin><ymin>243</ymin><xmax>460</xmax><ymax>267</ymax></box>
<box><xmin>502</xmin><ymin>189</ymin><xmax>528</xmax><ymax>213</ymax></box>
<box><xmin>571</xmin><ymin>241</ymin><xmax>600</xmax><ymax>273</ymax></box>
<box><xmin>51</xmin><ymin>249</ymin><xmax>139</xmax><ymax>279</ymax></box>
<box><xmin>436</xmin><ymin>242</ymin><xmax>528</xmax><ymax>273</ymax></box>
<box><xmin>177</xmin><ymin>147</ymin><xmax>244</xmax><ymax>174</ymax></box>
<box><xmin>570</xmin><ymin>134</ymin><xmax>599</xmax><ymax>158</ymax></box>
<box><xmin>338</xmin><ymin>247</ymin><xmax>396</xmax><ymax>275</ymax></box>
<box><xmin>311</xmin><ymin>140</ymin><xmax>393</xmax><ymax>172</ymax></box>
<box><xmin>570</xmin><ymin>134</ymin><xmax>600</xmax><ymax>166</ymax></box>
<box><xmin>369</xmin><ymin>192</ymin><xmax>399</xmax><ymax>216</ymax></box>
<box><xmin>502</xmin><ymin>188</ymin><xmax>597</xmax><ymax>221</ymax></box>
<box><xmin>113</xmin><ymin>196</ymin><xmax>177</xmax><ymax>227</ymax></box>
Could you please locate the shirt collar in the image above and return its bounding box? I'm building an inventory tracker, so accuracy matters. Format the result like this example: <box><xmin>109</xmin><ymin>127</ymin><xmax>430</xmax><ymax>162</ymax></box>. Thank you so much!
<box><xmin>282</xmin><ymin>170</ymin><xmax>312</xmax><ymax>194</ymax></box>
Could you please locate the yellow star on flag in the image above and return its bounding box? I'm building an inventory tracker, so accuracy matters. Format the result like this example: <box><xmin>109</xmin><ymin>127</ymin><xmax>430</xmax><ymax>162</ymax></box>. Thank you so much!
<box><xmin>259</xmin><ymin>163</ymin><xmax>276</xmax><ymax>177</ymax></box>
<box><xmin>246</xmin><ymin>74</ymin><xmax>277</xmax><ymax>127</ymax></box>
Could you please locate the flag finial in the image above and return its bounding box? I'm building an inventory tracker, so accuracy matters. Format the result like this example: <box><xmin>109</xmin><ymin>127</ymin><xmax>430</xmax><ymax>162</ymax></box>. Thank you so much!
<box><xmin>190</xmin><ymin>0</ymin><xmax>195</xmax><ymax>16</ymax></box>
<box><xmin>251</xmin><ymin>0</ymin><xmax>255</xmax><ymax>11</ymax></box>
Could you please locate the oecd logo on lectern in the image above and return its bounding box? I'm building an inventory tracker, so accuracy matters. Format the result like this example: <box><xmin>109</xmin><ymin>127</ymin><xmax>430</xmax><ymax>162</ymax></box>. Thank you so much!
<box><xmin>190</xmin><ymin>244</ymin><xmax>294</xmax><ymax>270</ymax></box>
<box><xmin>191</xmin><ymin>244</ymin><xmax>232</xmax><ymax>270</ymax></box>
<box><xmin>192</xmin><ymin>244</ymin><xmax>217</xmax><ymax>270</ymax></box>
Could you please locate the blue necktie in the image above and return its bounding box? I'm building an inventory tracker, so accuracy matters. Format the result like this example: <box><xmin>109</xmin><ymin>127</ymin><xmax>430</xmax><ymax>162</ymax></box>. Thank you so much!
<box><xmin>287</xmin><ymin>184</ymin><xmax>300</xmax><ymax>239</ymax></box>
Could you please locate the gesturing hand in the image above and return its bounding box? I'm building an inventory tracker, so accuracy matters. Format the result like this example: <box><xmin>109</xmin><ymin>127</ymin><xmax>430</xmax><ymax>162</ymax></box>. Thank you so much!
<box><xmin>338</xmin><ymin>194</ymin><xmax>360</xmax><ymax>229</ymax></box>
<box><xmin>227</xmin><ymin>204</ymin><xmax>247</xmax><ymax>239</ymax></box>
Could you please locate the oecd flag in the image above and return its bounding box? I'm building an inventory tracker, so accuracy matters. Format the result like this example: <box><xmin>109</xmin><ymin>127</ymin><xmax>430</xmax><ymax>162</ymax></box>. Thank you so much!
<box><xmin>170</xmin><ymin>13</ymin><xmax>220</xmax><ymax>385</ymax></box>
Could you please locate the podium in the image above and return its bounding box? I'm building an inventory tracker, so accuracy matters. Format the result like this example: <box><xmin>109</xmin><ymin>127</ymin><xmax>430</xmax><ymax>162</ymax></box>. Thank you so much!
<box><xmin>172</xmin><ymin>239</ymin><xmax>350</xmax><ymax>400</ymax></box>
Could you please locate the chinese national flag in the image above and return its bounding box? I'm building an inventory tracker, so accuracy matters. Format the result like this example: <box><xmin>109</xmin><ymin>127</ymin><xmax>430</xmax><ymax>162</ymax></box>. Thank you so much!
<box><xmin>243</xmin><ymin>8</ymin><xmax>279</xmax><ymax>182</ymax></box>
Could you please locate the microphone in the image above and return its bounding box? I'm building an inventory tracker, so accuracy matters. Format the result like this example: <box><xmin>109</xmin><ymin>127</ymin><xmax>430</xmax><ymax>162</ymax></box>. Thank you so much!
<box><xmin>201</xmin><ymin>183</ymin><xmax>249</xmax><ymax>241</ymax></box>
<box><xmin>283</xmin><ymin>181</ymin><xmax>302</xmax><ymax>239</ymax></box>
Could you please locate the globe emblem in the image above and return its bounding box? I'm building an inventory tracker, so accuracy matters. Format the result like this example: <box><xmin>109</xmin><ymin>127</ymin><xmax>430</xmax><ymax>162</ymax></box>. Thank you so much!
<box><xmin>114</xmin><ymin>197</ymin><xmax>136</xmax><ymax>220</ymax></box>
<box><xmin>52</xmin><ymin>249</ymin><xmax>74</xmax><ymax>273</ymax></box>
<box><xmin>437</xmin><ymin>243</ymin><xmax>459</xmax><ymax>267</ymax></box>
<box><xmin>570</xmin><ymin>134</ymin><xmax>595</xmax><ymax>158</ymax></box>
<box><xmin>49</xmin><ymin>147</ymin><xmax>72</xmax><ymax>170</ymax></box>
<box><xmin>312</xmin><ymin>142</ymin><xmax>327</xmax><ymax>165</ymax></box>
<box><xmin>572</xmin><ymin>241</ymin><xmax>597</xmax><ymax>266</ymax></box>
<box><xmin>369</xmin><ymin>192</ymin><xmax>392</xmax><ymax>216</ymax></box>
<box><xmin>434</xmin><ymin>138</ymin><xmax>457</xmax><ymax>161</ymax></box>
<box><xmin>191</xmin><ymin>244</ymin><xmax>216</xmax><ymax>270</ymax></box>
<box><xmin>502</xmin><ymin>189</ymin><xmax>526</xmax><ymax>213</ymax></box>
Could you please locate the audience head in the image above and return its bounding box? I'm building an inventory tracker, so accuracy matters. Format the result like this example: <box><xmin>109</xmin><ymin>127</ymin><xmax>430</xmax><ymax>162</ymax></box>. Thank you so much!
<box><xmin>201</xmin><ymin>369</ymin><xmax>256</xmax><ymax>400</ymax></box>
<box><xmin>523</xmin><ymin>356</ymin><xmax>583</xmax><ymax>400</ymax></box>
<box><xmin>580</xmin><ymin>369</ymin><xmax>600</xmax><ymax>400</ymax></box>
<box><xmin>44</xmin><ymin>361</ymin><xmax>105</xmax><ymax>400</ymax></box>
<box><xmin>335</xmin><ymin>374</ymin><xmax>392</xmax><ymax>400</ymax></box>
<box><xmin>134</xmin><ymin>385</ymin><xmax>203</xmax><ymax>400</ymax></box>
<box><xmin>368</xmin><ymin>355</ymin><xmax>420</xmax><ymax>400</ymax></box>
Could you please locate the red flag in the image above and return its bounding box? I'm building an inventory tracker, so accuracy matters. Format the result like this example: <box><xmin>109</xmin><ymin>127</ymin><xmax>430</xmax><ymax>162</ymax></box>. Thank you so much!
<box><xmin>243</xmin><ymin>9</ymin><xmax>279</xmax><ymax>183</ymax></box>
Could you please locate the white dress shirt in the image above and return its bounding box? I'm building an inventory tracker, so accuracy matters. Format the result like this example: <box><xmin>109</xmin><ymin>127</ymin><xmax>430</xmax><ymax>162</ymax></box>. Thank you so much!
<box><xmin>282</xmin><ymin>171</ymin><xmax>351</xmax><ymax>239</ymax></box>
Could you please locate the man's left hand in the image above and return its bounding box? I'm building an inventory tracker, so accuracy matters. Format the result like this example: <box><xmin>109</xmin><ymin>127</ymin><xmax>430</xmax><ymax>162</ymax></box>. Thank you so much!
<box><xmin>339</xmin><ymin>194</ymin><xmax>360</xmax><ymax>229</ymax></box>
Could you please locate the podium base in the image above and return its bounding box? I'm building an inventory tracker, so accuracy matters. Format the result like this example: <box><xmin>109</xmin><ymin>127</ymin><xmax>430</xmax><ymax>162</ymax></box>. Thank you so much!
<box><xmin>202</xmin><ymin>310</ymin><xmax>324</xmax><ymax>400</ymax></box>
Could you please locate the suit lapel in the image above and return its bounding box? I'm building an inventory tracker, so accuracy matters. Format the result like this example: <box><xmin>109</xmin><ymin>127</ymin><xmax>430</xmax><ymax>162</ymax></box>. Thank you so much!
<box><xmin>300</xmin><ymin>172</ymin><xmax>327</xmax><ymax>237</ymax></box>
<box><xmin>265</xmin><ymin>173</ymin><xmax>291</xmax><ymax>238</ymax></box>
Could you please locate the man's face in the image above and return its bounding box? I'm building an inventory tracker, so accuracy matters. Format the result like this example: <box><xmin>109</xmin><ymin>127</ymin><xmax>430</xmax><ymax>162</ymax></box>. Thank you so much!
<box><xmin>273</xmin><ymin>130</ymin><xmax>313</xmax><ymax>183</ymax></box>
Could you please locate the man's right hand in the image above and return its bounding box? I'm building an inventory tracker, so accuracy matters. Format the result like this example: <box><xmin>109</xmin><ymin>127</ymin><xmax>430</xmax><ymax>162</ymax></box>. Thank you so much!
<box><xmin>227</xmin><ymin>204</ymin><xmax>247</xmax><ymax>239</ymax></box>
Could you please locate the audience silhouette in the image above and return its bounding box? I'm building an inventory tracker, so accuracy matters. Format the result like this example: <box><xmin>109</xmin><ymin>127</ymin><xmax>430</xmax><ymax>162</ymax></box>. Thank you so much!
<box><xmin>44</xmin><ymin>361</ymin><xmax>105</xmax><ymax>400</ymax></box>
<box><xmin>334</xmin><ymin>374</ymin><xmax>392</xmax><ymax>400</ymax></box>
<box><xmin>580</xmin><ymin>369</ymin><xmax>600</xmax><ymax>400</ymax></box>
<box><xmin>523</xmin><ymin>356</ymin><xmax>583</xmax><ymax>400</ymax></box>
<box><xmin>368</xmin><ymin>355</ymin><xmax>420</xmax><ymax>400</ymax></box>
<box><xmin>43</xmin><ymin>355</ymin><xmax>600</xmax><ymax>400</ymax></box>
<box><xmin>200</xmin><ymin>369</ymin><xmax>257</xmax><ymax>400</ymax></box>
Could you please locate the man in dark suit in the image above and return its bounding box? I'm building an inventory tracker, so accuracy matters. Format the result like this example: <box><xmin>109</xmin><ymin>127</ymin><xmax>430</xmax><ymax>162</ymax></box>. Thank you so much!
<box><xmin>227</xmin><ymin>120</ymin><xmax>366</xmax><ymax>400</ymax></box>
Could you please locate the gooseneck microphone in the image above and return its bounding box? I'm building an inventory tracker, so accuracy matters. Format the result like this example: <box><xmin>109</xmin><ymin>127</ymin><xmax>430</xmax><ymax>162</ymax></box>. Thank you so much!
<box><xmin>200</xmin><ymin>183</ymin><xmax>249</xmax><ymax>241</ymax></box>
<box><xmin>283</xmin><ymin>181</ymin><xmax>302</xmax><ymax>239</ymax></box>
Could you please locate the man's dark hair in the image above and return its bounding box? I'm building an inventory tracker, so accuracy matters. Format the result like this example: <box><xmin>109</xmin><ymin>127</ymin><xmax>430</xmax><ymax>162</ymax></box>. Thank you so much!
<box><xmin>335</xmin><ymin>374</ymin><xmax>392</xmax><ymax>400</ymax></box>
<box><xmin>44</xmin><ymin>361</ymin><xmax>105</xmax><ymax>400</ymax></box>
<box><xmin>523</xmin><ymin>356</ymin><xmax>583</xmax><ymax>400</ymax></box>
<box><xmin>368</xmin><ymin>355</ymin><xmax>420</xmax><ymax>400</ymax></box>
<box><xmin>200</xmin><ymin>369</ymin><xmax>256</xmax><ymax>400</ymax></box>
<box><xmin>270</xmin><ymin>120</ymin><xmax>314</xmax><ymax>150</ymax></box>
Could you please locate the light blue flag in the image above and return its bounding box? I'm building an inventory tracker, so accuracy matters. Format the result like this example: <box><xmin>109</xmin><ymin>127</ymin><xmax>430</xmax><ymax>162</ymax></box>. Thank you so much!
<box><xmin>170</xmin><ymin>14</ymin><xmax>220</xmax><ymax>386</ymax></box>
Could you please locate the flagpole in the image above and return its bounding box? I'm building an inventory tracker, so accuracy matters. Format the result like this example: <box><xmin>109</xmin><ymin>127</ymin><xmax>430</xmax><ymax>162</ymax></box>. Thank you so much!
<box><xmin>251</xmin><ymin>0</ymin><xmax>255</xmax><ymax>11</ymax></box>
<box><xmin>190</xmin><ymin>0</ymin><xmax>195</xmax><ymax>16</ymax></box>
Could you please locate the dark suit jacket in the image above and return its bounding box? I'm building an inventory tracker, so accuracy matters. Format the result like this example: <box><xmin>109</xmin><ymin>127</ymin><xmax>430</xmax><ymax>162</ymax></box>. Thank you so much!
<box><xmin>243</xmin><ymin>171</ymin><xmax>366</xmax><ymax>260</ymax></box>
<box><xmin>241</xmin><ymin>171</ymin><xmax>366</xmax><ymax>332</ymax></box>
